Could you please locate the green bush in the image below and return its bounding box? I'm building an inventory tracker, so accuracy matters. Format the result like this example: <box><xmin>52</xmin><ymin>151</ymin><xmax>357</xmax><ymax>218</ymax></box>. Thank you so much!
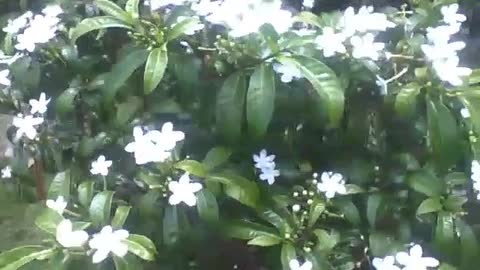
<box><xmin>0</xmin><ymin>0</ymin><xmax>478</xmax><ymax>269</ymax></box>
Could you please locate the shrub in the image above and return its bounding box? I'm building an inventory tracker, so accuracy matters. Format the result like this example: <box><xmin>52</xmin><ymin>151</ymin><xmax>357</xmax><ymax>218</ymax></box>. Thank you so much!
<box><xmin>0</xmin><ymin>0</ymin><xmax>478</xmax><ymax>269</ymax></box>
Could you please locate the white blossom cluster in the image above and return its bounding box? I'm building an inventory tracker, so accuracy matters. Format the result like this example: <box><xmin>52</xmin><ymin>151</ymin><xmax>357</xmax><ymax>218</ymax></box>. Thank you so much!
<box><xmin>124</xmin><ymin>122</ymin><xmax>185</xmax><ymax>165</ymax></box>
<box><xmin>373</xmin><ymin>244</ymin><xmax>439</xmax><ymax>270</ymax></box>
<box><xmin>253</xmin><ymin>149</ymin><xmax>280</xmax><ymax>185</ymax></box>
<box><xmin>47</xmin><ymin>195</ymin><xmax>131</xmax><ymax>263</ymax></box>
<box><xmin>315</xmin><ymin>171</ymin><xmax>347</xmax><ymax>199</ymax></box>
<box><xmin>421</xmin><ymin>4</ymin><xmax>471</xmax><ymax>86</ymax></box>
<box><xmin>3</xmin><ymin>5</ymin><xmax>63</xmax><ymax>53</ymax></box>
<box><xmin>289</xmin><ymin>259</ymin><xmax>313</xmax><ymax>270</ymax></box>
<box><xmin>315</xmin><ymin>6</ymin><xmax>395</xmax><ymax>60</ymax></box>
<box><xmin>12</xmin><ymin>92</ymin><xmax>51</xmax><ymax>141</ymax></box>
<box><xmin>471</xmin><ymin>160</ymin><xmax>480</xmax><ymax>200</ymax></box>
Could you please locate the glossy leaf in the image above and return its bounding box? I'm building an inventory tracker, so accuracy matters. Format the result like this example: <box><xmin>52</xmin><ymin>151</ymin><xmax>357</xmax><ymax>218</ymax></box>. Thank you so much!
<box><xmin>277</xmin><ymin>55</ymin><xmax>344</xmax><ymax>127</ymax></box>
<box><xmin>55</xmin><ymin>88</ymin><xmax>79</xmax><ymax>116</ymax></box>
<box><xmin>78</xmin><ymin>181</ymin><xmax>95</xmax><ymax>208</ymax></box>
<box><xmin>70</xmin><ymin>16</ymin><xmax>133</xmax><ymax>43</ymax></box>
<box><xmin>125</xmin><ymin>0</ymin><xmax>140</xmax><ymax>19</ymax></box>
<box><xmin>34</xmin><ymin>208</ymin><xmax>63</xmax><ymax>234</ymax></box>
<box><xmin>366</xmin><ymin>194</ymin><xmax>382</xmax><ymax>228</ymax></box>
<box><xmin>89</xmin><ymin>191</ymin><xmax>114</xmax><ymax>227</ymax></box>
<box><xmin>223</xmin><ymin>220</ymin><xmax>279</xmax><ymax>240</ymax></box>
<box><xmin>174</xmin><ymin>160</ymin><xmax>208</xmax><ymax>177</ymax></box>
<box><xmin>95</xmin><ymin>0</ymin><xmax>132</xmax><ymax>23</ymax></box>
<box><xmin>434</xmin><ymin>212</ymin><xmax>456</xmax><ymax>260</ymax></box>
<box><xmin>112</xmin><ymin>206</ymin><xmax>131</xmax><ymax>229</ymax></box>
<box><xmin>163</xmin><ymin>205</ymin><xmax>180</xmax><ymax>246</ymax></box>
<box><xmin>456</xmin><ymin>219</ymin><xmax>480</xmax><ymax>268</ymax></box>
<box><xmin>202</xmin><ymin>147</ymin><xmax>232</xmax><ymax>171</ymax></box>
<box><xmin>47</xmin><ymin>170</ymin><xmax>71</xmax><ymax>199</ymax></box>
<box><xmin>246</xmin><ymin>63</ymin><xmax>276</xmax><ymax>137</ymax></box>
<box><xmin>407</xmin><ymin>170</ymin><xmax>445</xmax><ymax>197</ymax></box>
<box><xmin>216</xmin><ymin>72</ymin><xmax>247</xmax><ymax>141</ymax></box>
<box><xmin>104</xmin><ymin>48</ymin><xmax>149</xmax><ymax>102</ymax></box>
<box><xmin>0</xmin><ymin>246</ymin><xmax>55</xmax><ymax>270</ymax></box>
<box><xmin>395</xmin><ymin>83</ymin><xmax>421</xmax><ymax>117</ymax></box>
<box><xmin>207</xmin><ymin>173</ymin><xmax>259</xmax><ymax>208</ymax></box>
<box><xmin>417</xmin><ymin>197</ymin><xmax>442</xmax><ymax>215</ymax></box>
<box><xmin>196</xmin><ymin>189</ymin><xmax>219</xmax><ymax>223</ymax></box>
<box><xmin>124</xmin><ymin>234</ymin><xmax>157</xmax><ymax>261</ymax></box>
<box><xmin>280</xmin><ymin>243</ymin><xmax>296</xmax><ymax>270</ymax></box>
<box><xmin>144</xmin><ymin>47</ymin><xmax>168</xmax><ymax>94</ymax></box>
<box><xmin>247</xmin><ymin>235</ymin><xmax>282</xmax><ymax>246</ymax></box>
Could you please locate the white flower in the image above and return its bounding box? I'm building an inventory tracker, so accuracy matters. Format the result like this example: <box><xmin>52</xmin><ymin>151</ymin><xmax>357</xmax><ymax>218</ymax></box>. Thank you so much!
<box><xmin>259</xmin><ymin>166</ymin><xmax>280</xmax><ymax>185</ymax></box>
<box><xmin>395</xmin><ymin>244</ymin><xmax>439</xmax><ymax>270</ymax></box>
<box><xmin>29</xmin><ymin>92</ymin><xmax>51</xmax><ymax>114</ymax></box>
<box><xmin>273</xmin><ymin>63</ymin><xmax>303</xmax><ymax>83</ymax></box>
<box><xmin>303</xmin><ymin>0</ymin><xmax>314</xmax><ymax>9</ymax></box>
<box><xmin>0</xmin><ymin>51</ymin><xmax>22</xmax><ymax>65</ymax></box>
<box><xmin>191</xmin><ymin>0</ymin><xmax>221</xmax><ymax>16</ymax></box>
<box><xmin>472</xmin><ymin>160</ymin><xmax>480</xmax><ymax>181</ymax></box>
<box><xmin>372</xmin><ymin>256</ymin><xmax>400</xmax><ymax>270</ymax></box>
<box><xmin>12</xmin><ymin>114</ymin><xmax>44</xmax><ymax>140</ymax></box>
<box><xmin>339</xmin><ymin>6</ymin><xmax>395</xmax><ymax>36</ymax></box>
<box><xmin>46</xmin><ymin>196</ymin><xmax>67</xmax><ymax>214</ymax></box>
<box><xmin>146</xmin><ymin>0</ymin><xmax>186</xmax><ymax>10</ymax></box>
<box><xmin>89</xmin><ymin>226</ymin><xmax>129</xmax><ymax>263</ymax></box>
<box><xmin>90</xmin><ymin>155</ymin><xmax>113</xmax><ymax>176</ymax></box>
<box><xmin>14</xmin><ymin>14</ymin><xmax>60</xmax><ymax>52</ymax></box>
<box><xmin>206</xmin><ymin>0</ymin><xmax>293</xmax><ymax>38</ymax></box>
<box><xmin>1</xmin><ymin>166</ymin><xmax>12</xmax><ymax>178</ymax></box>
<box><xmin>147</xmin><ymin>122</ymin><xmax>185</xmax><ymax>151</ymax></box>
<box><xmin>3</xmin><ymin>11</ymin><xmax>32</xmax><ymax>34</ymax></box>
<box><xmin>421</xmin><ymin>41</ymin><xmax>465</xmax><ymax>62</ymax></box>
<box><xmin>125</xmin><ymin>123</ymin><xmax>184</xmax><ymax>165</ymax></box>
<box><xmin>317</xmin><ymin>171</ymin><xmax>347</xmax><ymax>199</ymax></box>
<box><xmin>461</xmin><ymin>108</ymin><xmax>470</xmax><ymax>118</ymax></box>
<box><xmin>432</xmin><ymin>57</ymin><xmax>471</xmax><ymax>86</ymax></box>
<box><xmin>175</xmin><ymin>16</ymin><xmax>204</xmax><ymax>35</ymax></box>
<box><xmin>253</xmin><ymin>149</ymin><xmax>275</xmax><ymax>170</ymax></box>
<box><xmin>56</xmin><ymin>219</ymin><xmax>89</xmax><ymax>248</ymax></box>
<box><xmin>289</xmin><ymin>259</ymin><xmax>313</xmax><ymax>270</ymax></box>
<box><xmin>0</xmin><ymin>69</ymin><xmax>11</xmax><ymax>86</ymax></box>
<box><xmin>350</xmin><ymin>33</ymin><xmax>385</xmax><ymax>61</ymax></box>
<box><xmin>441</xmin><ymin>4</ymin><xmax>466</xmax><ymax>26</ymax></box>
<box><xmin>315</xmin><ymin>27</ymin><xmax>347</xmax><ymax>57</ymax></box>
<box><xmin>292</xmin><ymin>204</ymin><xmax>301</xmax><ymax>212</ymax></box>
<box><xmin>425</xmin><ymin>25</ymin><xmax>460</xmax><ymax>44</ymax></box>
<box><xmin>42</xmin><ymin>5</ymin><xmax>64</xmax><ymax>18</ymax></box>
<box><xmin>168</xmin><ymin>172</ymin><xmax>203</xmax><ymax>206</ymax></box>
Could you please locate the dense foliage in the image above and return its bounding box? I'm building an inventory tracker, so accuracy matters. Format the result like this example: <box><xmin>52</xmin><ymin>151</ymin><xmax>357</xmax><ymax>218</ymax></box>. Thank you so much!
<box><xmin>0</xmin><ymin>0</ymin><xmax>479</xmax><ymax>269</ymax></box>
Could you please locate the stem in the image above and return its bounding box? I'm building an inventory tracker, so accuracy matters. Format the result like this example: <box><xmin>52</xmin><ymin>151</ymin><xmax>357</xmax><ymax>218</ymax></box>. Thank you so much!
<box><xmin>64</xmin><ymin>209</ymin><xmax>81</xmax><ymax>218</ymax></box>
<box><xmin>102</xmin><ymin>176</ymin><xmax>108</xmax><ymax>191</ymax></box>
<box><xmin>32</xmin><ymin>158</ymin><xmax>47</xmax><ymax>201</ymax></box>
<box><xmin>388</xmin><ymin>53</ymin><xmax>424</xmax><ymax>62</ymax></box>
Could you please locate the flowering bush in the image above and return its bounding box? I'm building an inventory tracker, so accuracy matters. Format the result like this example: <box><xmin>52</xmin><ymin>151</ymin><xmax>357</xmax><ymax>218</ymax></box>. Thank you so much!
<box><xmin>0</xmin><ymin>0</ymin><xmax>479</xmax><ymax>269</ymax></box>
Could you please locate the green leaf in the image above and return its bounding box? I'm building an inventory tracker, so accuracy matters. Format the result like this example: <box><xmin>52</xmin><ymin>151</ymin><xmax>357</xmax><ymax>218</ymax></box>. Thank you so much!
<box><xmin>104</xmin><ymin>48</ymin><xmax>149</xmax><ymax>102</ymax></box>
<box><xmin>144</xmin><ymin>47</ymin><xmax>168</xmax><ymax>94</ymax></box>
<box><xmin>407</xmin><ymin>170</ymin><xmax>445</xmax><ymax>197</ymax></box>
<box><xmin>167</xmin><ymin>17</ymin><xmax>202</xmax><ymax>41</ymax></box>
<box><xmin>307</xmin><ymin>200</ymin><xmax>325</xmax><ymax>228</ymax></box>
<box><xmin>445</xmin><ymin>172</ymin><xmax>468</xmax><ymax>186</ymax></box>
<box><xmin>34</xmin><ymin>208</ymin><xmax>63</xmax><ymax>234</ymax></box>
<box><xmin>426</xmin><ymin>96</ymin><xmax>461</xmax><ymax>171</ymax></box>
<box><xmin>174</xmin><ymin>160</ymin><xmax>208</xmax><ymax>177</ymax></box>
<box><xmin>456</xmin><ymin>219</ymin><xmax>480</xmax><ymax>268</ymax></box>
<box><xmin>313</xmin><ymin>229</ymin><xmax>339</xmax><ymax>253</ymax></box>
<box><xmin>55</xmin><ymin>88</ymin><xmax>79</xmax><ymax>116</ymax></box>
<box><xmin>95</xmin><ymin>0</ymin><xmax>132</xmax><ymax>23</ymax></box>
<box><xmin>216</xmin><ymin>72</ymin><xmax>247</xmax><ymax>141</ymax></box>
<box><xmin>47</xmin><ymin>170</ymin><xmax>71</xmax><ymax>199</ymax></box>
<box><xmin>246</xmin><ymin>63</ymin><xmax>276</xmax><ymax>137</ymax></box>
<box><xmin>369</xmin><ymin>232</ymin><xmax>400</xmax><ymax>257</ymax></box>
<box><xmin>78</xmin><ymin>181</ymin><xmax>95</xmax><ymax>208</ymax></box>
<box><xmin>366</xmin><ymin>194</ymin><xmax>382</xmax><ymax>228</ymax></box>
<box><xmin>202</xmin><ymin>147</ymin><xmax>232</xmax><ymax>170</ymax></box>
<box><xmin>70</xmin><ymin>16</ymin><xmax>133</xmax><ymax>43</ymax></box>
<box><xmin>124</xmin><ymin>235</ymin><xmax>157</xmax><ymax>261</ymax></box>
<box><xmin>434</xmin><ymin>212</ymin><xmax>456</xmax><ymax>260</ymax></box>
<box><xmin>417</xmin><ymin>197</ymin><xmax>442</xmax><ymax>215</ymax></box>
<box><xmin>444</xmin><ymin>195</ymin><xmax>467</xmax><ymax>212</ymax></box>
<box><xmin>0</xmin><ymin>246</ymin><xmax>55</xmax><ymax>270</ymax></box>
<box><xmin>125</xmin><ymin>0</ymin><xmax>140</xmax><ymax>19</ymax></box>
<box><xmin>112</xmin><ymin>206</ymin><xmax>131</xmax><ymax>229</ymax></box>
<box><xmin>247</xmin><ymin>235</ymin><xmax>282</xmax><ymax>246</ymax></box>
<box><xmin>223</xmin><ymin>220</ymin><xmax>279</xmax><ymax>240</ymax></box>
<box><xmin>89</xmin><ymin>191</ymin><xmax>114</xmax><ymax>227</ymax></box>
<box><xmin>280</xmin><ymin>243</ymin><xmax>296</xmax><ymax>270</ymax></box>
<box><xmin>163</xmin><ymin>206</ymin><xmax>180</xmax><ymax>246</ymax></box>
<box><xmin>395</xmin><ymin>83</ymin><xmax>421</xmax><ymax>117</ymax></box>
<box><xmin>335</xmin><ymin>199</ymin><xmax>361</xmax><ymax>225</ymax></box>
<box><xmin>207</xmin><ymin>173</ymin><xmax>259</xmax><ymax>208</ymax></box>
<box><xmin>115</xmin><ymin>96</ymin><xmax>143</xmax><ymax>127</ymax></box>
<box><xmin>294</xmin><ymin>11</ymin><xmax>323</xmax><ymax>27</ymax></box>
<box><xmin>196</xmin><ymin>189</ymin><xmax>219</xmax><ymax>223</ymax></box>
<box><xmin>277</xmin><ymin>55</ymin><xmax>344</xmax><ymax>127</ymax></box>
